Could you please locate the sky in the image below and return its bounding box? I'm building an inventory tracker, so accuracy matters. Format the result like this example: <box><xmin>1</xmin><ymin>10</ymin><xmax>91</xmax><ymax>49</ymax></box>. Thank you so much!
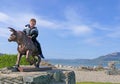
<box><xmin>0</xmin><ymin>0</ymin><xmax>120</xmax><ymax>59</ymax></box>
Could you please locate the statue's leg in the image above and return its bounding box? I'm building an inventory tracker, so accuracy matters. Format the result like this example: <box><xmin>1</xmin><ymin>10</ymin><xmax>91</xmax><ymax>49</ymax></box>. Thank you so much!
<box><xmin>15</xmin><ymin>53</ymin><xmax>22</xmax><ymax>69</ymax></box>
<box><xmin>26</xmin><ymin>50</ymin><xmax>34</xmax><ymax>65</ymax></box>
<box><xmin>32</xmin><ymin>56</ymin><xmax>37</xmax><ymax>66</ymax></box>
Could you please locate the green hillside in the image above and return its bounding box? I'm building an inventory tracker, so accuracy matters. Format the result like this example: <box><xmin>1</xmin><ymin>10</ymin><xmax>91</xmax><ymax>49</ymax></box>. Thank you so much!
<box><xmin>92</xmin><ymin>52</ymin><xmax>120</xmax><ymax>62</ymax></box>
<box><xmin>0</xmin><ymin>54</ymin><xmax>29</xmax><ymax>68</ymax></box>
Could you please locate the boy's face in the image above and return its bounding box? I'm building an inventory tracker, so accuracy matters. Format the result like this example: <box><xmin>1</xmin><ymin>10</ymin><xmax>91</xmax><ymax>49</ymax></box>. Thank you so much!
<box><xmin>30</xmin><ymin>21</ymin><xmax>36</xmax><ymax>28</ymax></box>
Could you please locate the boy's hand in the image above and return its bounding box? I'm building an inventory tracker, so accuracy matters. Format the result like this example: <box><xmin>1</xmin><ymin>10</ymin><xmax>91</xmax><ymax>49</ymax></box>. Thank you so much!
<box><xmin>28</xmin><ymin>36</ymin><xmax>32</xmax><ymax>39</ymax></box>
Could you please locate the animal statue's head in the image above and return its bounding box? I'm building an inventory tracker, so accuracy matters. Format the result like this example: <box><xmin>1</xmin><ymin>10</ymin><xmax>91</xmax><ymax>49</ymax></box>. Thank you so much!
<box><xmin>8</xmin><ymin>27</ymin><xmax>17</xmax><ymax>42</ymax></box>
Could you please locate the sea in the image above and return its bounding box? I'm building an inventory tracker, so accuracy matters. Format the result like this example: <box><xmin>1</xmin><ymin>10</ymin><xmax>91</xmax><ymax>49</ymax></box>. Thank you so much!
<box><xmin>45</xmin><ymin>59</ymin><xmax>120</xmax><ymax>68</ymax></box>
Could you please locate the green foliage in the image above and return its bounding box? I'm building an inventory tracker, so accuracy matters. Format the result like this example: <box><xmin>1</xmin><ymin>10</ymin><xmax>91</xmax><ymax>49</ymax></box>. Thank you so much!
<box><xmin>0</xmin><ymin>54</ymin><xmax>29</xmax><ymax>68</ymax></box>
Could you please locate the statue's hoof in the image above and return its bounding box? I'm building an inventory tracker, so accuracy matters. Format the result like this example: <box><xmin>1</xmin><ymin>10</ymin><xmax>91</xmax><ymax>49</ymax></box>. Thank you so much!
<box><xmin>14</xmin><ymin>65</ymin><xmax>19</xmax><ymax>71</ymax></box>
<box><xmin>14</xmin><ymin>67</ymin><xmax>19</xmax><ymax>71</ymax></box>
<box><xmin>15</xmin><ymin>64</ymin><xmax>19</xmax><ymax>68</ymax></box>
<box><xmin>30</xmin><ymin>62</ymin><xmax>34</xmax><ymax>65</ymax></box>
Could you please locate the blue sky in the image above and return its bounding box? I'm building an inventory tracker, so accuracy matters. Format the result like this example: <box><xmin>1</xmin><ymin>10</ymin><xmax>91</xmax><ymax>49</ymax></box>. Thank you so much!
<box><xmin>0</xmin><ymin>0</ymin><xmax>120</xmax><ymax>59</ymax></box>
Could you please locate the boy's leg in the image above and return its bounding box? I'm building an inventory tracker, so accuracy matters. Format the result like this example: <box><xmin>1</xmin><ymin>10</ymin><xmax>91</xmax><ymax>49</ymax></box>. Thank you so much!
<box><xmin>35</xmin><ymin>40</ymin><xmax>44</xmax><ymax>59</ymax></box>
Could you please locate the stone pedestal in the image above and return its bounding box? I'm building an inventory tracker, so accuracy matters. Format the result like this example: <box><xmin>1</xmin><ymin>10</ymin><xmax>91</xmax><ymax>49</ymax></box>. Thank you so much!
<box><xmin>18</xmin><ymin>66</ymin><xmax>52</xmax><ymax>72</ymax></box>
<box><xmin>0</xmin><ymin>66</ymin><xmax>76</xmax><ymax>84</ymax></box>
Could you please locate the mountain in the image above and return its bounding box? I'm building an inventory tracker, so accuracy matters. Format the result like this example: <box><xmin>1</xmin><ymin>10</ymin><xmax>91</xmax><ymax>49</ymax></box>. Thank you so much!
<box><xmin>93</xmin><ymin>52</ymin><xmax>120</xmax><ymax>62</ymax></box>
<box><xmin>0</xmin><ymin>53</ymin><xmax>4</xmax><ymax>56</ymax></box>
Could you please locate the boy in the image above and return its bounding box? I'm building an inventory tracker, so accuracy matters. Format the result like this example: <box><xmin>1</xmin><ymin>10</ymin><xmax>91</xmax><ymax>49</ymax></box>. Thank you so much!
<box><xmin>23</xmin><ymin>18</ymin><xmax>44</xmax><ymax>59</ymax></box>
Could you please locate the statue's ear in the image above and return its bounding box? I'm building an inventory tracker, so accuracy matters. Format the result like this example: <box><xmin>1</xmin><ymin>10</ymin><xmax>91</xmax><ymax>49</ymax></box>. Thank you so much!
<box><xmin>8</xmin><ymin>27</ymin><xmax>16</xmax><ymax>33</ymax></box>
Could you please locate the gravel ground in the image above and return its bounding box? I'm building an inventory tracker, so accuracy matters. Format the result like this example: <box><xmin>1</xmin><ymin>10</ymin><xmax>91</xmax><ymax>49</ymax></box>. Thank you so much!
<box><xmin>75</xmin><ymin>71</ymin><xmax>120</xmax><ymax>83</ymax></box>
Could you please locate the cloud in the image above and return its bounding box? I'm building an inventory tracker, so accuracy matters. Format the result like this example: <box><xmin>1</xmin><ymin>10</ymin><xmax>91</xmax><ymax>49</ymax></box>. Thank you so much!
<box><xmin>0</xmin><ymin>10</ymin><xmax>94</xmax><ymax>39</ymax></box>
<box><xmin>0</xmin><ymin>27</ymin><xmax>10</xmax><ymax>38</ymax></box>
<box><xmin>37</xmin><ymin>18</ymin><xmax>59</xmax><ymax>29</ymax></box>
<box><xmin>91</xmin><ymin>22</ymin><xmax>120</xmax><ymax>39</ymax></box>
<box><xmin>0</xmin><ymin>4</ymin><xmax>96</xmax><ymax>38</ymax></box>
<box><xmin>84</xmin><ymin>38</ymin><xmax>102</xmax><ymax>46</ymax></box>
<box><xmin>107</xmin><ymin>30</ymin><xmax>120</xmax><ymax>38</ymax></box>
<box><xmin>0</xmin><ymin>12</ymin><xmax>9</xmax><ymax>22</ymax></box>
<box><xmin>56</xmin><ymin>6</ymin><xmax>94</xmax><ymax>37</ymax></box>
<box><xmin>94</xmin><ymin>23</ymin><xmax>120</xmax><ymax>38</ymax></box>
<box><xmin>63</xmin><ymin>6</ymin><xmax>120</xmax><ymax>40</ymax></box>
<box><xmin>91</xmin><ymin>22</ymin><xmax>113</xmax><ymax>31</ymax></box>
<box><xmin>64</xmin><ymin>7</ymin><xmax>81</xmax><ymax>22</ymax></box>
<box><xmin>71</xmin><ymin>25</ymin><xmax>93</xmax><ymax>36</ymax></box>
<box><xmin>0</xmin><ymin>12</ymin><xmax>58</xmax><ymax>28</ymax></box>
<box><xmin>1</xmin><ymin>7</ymin><xmax>119</xmax><ymax>41</ymax></box>
<box><xmin>0</xmin><ymin>12</ymin><xmax>60</xmax><ymax>38</ymax></box>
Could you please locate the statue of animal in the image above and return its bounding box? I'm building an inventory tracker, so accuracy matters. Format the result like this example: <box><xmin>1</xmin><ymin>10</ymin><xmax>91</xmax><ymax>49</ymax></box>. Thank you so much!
<box><xmin>8</xmin><ymin>27</ymin><xmax>41</xmax><ymax>69</ymax></box>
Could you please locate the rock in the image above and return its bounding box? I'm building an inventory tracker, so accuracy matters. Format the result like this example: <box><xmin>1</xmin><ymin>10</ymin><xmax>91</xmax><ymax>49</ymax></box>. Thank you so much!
<box><xmin>55</xmin><ymin>64</ymin><xmax>59</xmax><ymax>68</ymax></box>
<box><xmin>108</xmin><ymin>61</ymin><xmax>116</xmax><ymax>70</ymax></box>
<box><xmin>64</xmin><ymin>71</ymin><xmax>76</xmax><ymax>84</ymax></box>
<box><xmin>105</xmin><ymin>61</ymin><xmax>120</xmax><ymax>75</ymax></box>
<box><xmin>105</xmin><ymin>69</ymin><xmax>119</xmax><ymax>75</ymax></box>
<box><xmin>0</xmin><ymin>67</ymin><xmax>18</xmax><ymax>74</ymax></box>
<box><xmin>67</xmin><ymin>66</ymin><xmax>73</xmax><ymax>68</ymax></box>
<box><xmin>0</xmin><ymin>66</ymin><xmax>76</xmax><ymax>84</ymax></box>
<box><xmin>53</xmin><ymin>71</ymin><xmax>62</xmax><ymax>82</ymax></box>
<box><xmin>41</xmin><ymin>61</ymin><xmax>56</xmax><ymax>69</ymax></box>
<box><xmin>55</xmin><ymin>64</ymin><xmax>63</xmax><ymax>68</ymax></box>
<box><xmin>23</xmin><ymin>74</ymin><xmax>51</xmax><ymax>84</ymax></box>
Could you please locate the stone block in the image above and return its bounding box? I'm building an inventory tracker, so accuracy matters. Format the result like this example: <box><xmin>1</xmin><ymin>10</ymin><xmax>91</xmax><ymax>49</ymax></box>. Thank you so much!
<box><xmin>0</xmin><ymin>66</ymin><xmax>76</xmax><ymax>84</ymax></box>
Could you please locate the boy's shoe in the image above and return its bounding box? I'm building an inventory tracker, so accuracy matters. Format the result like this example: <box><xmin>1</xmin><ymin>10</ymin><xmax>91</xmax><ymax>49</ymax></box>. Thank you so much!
<box><xmin>38</xmin><ymin>54</ymin><xmax>45</xmax><ymax>59</ymax></box>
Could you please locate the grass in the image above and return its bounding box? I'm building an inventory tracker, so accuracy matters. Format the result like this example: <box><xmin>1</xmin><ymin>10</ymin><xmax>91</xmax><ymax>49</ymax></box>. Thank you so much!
<box><xmin>0</xmin><ymin>54</ymin><xmax>29</xmax><ymax>68</ymax></box>
<box><xmin>76</xmin><ymin>82</ymin><xmax>119</xmax><ymax>84</ymax></box>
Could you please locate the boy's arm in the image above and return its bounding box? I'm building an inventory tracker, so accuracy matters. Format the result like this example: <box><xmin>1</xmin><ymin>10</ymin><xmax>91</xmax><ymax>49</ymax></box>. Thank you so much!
<box><xmin>23</xmin><ymin>24</ymin><xmax>29</xmax><ymax>34</ymax></box>
<box><xmin>31</xmin><ymin>30</ymin><xmax>38</xmax><ymax>39</ymax></box>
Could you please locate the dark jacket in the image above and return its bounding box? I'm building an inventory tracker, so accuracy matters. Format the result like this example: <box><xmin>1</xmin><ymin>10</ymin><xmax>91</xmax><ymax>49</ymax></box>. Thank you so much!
<box><xmin>23</xmin><ymin>24</ymin><xmax>44</xmax><ymax>58</ymax></box>
<box><xmin>23</xmin><ymin>24</ymin><xmax>38</xmax><ymax>40</ymax></box>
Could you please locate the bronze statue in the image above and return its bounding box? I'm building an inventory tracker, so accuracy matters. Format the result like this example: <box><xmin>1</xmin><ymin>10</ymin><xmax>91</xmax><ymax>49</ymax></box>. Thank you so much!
<box><xmin>8</xmin><ymin>27</ymin><xmax>41</xmax><ymax>69</ymax></box>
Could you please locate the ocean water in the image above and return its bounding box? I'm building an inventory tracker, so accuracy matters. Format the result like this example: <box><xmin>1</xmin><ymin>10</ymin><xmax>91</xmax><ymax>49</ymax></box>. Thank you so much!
<box><xmin>45</xmin><ymin>59</ymin><xmax>120</xmax><ymax>68</ymax></box>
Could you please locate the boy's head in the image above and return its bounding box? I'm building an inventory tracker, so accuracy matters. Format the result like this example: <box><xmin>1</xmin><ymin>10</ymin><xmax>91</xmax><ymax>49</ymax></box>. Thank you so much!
<box><xmin>29</xmin><ymin>18</ymin><xmax>36</xmax><ymax>28</ymax></box>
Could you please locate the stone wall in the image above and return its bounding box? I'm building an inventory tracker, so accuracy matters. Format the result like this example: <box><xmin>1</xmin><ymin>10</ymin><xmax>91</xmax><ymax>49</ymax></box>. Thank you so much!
<box><xmin>0</xmin><ymin>67</ymin><xmax>76</xmax><ymax>84</ymax></box>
